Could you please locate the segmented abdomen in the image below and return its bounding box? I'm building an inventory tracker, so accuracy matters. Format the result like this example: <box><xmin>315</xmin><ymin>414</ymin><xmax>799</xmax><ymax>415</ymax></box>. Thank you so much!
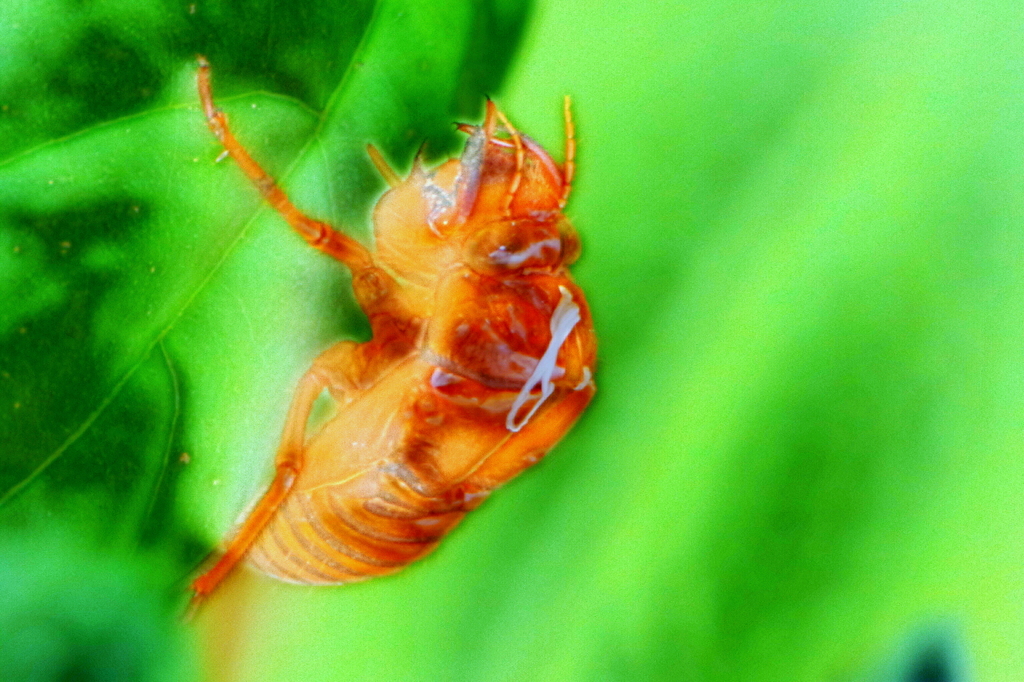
<box><xmin>248</xmin><ymin>471</ymin><xmax>469</xmax><ymax>585</ymax></box>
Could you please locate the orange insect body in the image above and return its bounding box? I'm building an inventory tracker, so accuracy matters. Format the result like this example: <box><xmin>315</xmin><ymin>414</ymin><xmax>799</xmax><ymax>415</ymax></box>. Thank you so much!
<box><xmin>190</xmin><ymin>59</ymin><xmax>595</xmax><ymax>606</ymax></box>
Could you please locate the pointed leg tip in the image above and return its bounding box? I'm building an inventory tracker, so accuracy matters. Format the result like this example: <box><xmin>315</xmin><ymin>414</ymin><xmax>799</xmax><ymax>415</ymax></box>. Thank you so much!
<box><xmin>181</xmin><ymin>591</ymin><xmax>203</xmax><ymax>623</ymax></box>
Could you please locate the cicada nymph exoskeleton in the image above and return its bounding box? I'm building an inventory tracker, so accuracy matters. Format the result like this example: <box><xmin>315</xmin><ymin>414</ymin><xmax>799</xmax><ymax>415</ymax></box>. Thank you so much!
<box><xmin>189</xmin><ymin>58</ymin><xmax>596</xmax><ymax>611</ymax></box>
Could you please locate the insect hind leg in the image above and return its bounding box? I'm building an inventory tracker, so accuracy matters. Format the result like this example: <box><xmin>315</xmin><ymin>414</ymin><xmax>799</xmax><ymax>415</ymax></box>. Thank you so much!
<box><xmin>186</xmin><ymin>341</ymin><xmax>371</xmax><ymax>616</ymax></box>
<box><xmin>195</xmin><ymin>56</ymin><xmax>372</xmax><ymax>273</ymax></box>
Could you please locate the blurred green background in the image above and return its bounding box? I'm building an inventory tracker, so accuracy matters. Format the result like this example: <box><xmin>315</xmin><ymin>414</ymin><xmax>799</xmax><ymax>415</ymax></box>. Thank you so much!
<box><xmin>2</xmin><ymin>0</ymin><xmax>1023</xmax><ymax>680</ymax></box>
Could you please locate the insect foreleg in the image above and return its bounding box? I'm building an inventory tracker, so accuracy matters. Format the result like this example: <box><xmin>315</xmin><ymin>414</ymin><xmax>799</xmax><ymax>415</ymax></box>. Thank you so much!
<box><xmin>196</xmin><ymin>56</ymin><xmax>372</xmax><ymax>273</ymax></box>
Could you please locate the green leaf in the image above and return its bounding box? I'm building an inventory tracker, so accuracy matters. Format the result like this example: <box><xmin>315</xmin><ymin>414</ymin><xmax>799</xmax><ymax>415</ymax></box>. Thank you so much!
<box><xmin>5</xmin><ymin>0</ymin><xmax>1024</xmax><ymax>681</ymax></box>
<box><xmin>1</xmin><ymin>0</ymin><xmax>530</xmax><ymax>678</ymax></box>
<box><xmin>0</xmin><ymin>525</ymin><xmax>196</xmax><ymax>682</ymax></box>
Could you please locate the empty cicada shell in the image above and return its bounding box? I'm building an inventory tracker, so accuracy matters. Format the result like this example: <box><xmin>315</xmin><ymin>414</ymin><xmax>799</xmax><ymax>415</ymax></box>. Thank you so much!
<box><xmin>189</xmin><ymin>58</ymin><xmax>596</xmax><ymax>609</ymax></box>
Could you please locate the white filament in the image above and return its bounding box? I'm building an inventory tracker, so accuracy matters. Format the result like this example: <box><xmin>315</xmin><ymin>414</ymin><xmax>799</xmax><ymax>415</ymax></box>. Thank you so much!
<box><xmin>506</xmin><ymin>286</ymin><xmax>581</xmax><ymax>432</ymax></box>
<box><xmin>573</xmin><ymin>366</ymin><xmax>592</xmax><ymax>391</ymax></box>
<box><xmin>489</xmin><ymin>238</ymin><xmax>560</xmax><ymax>268</ymax></box>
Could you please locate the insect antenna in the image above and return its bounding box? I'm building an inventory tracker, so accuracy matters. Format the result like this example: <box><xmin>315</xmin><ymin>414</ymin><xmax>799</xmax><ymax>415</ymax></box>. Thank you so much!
<box><xmin>492</xmin><ymin>104</ymin><xmax>525</xmax><ymax>218</ymax></box>
<box><xmin>559</xmin><ymin>96</ymin><xmax>576</xmax><ymax>210</ymax></box>
<box><xmin>482</xmin><ymin>97</ymin><xmax>498</xmax><ymax>138</ymax></box>
<box><xmin>366</xmin><ymin>144</ymin><xmax>402</xmax><ymax>188</ymax></box>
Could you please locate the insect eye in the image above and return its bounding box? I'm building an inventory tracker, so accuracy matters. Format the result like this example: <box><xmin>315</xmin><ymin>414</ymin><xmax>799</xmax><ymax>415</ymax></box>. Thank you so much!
<box><xmin>467</xmin><ymin>220</ymin><xmax>562</xmax><ymax>272</ymax></box>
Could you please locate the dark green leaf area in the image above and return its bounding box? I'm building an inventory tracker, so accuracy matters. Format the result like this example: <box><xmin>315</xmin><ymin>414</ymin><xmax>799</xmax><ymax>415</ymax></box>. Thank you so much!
<box><xmin>858</xmin><ymin>627</ymin><xmax>967</xmax><ymax>682</ymax></box>
<box><xmin>452</xmin><ymin>0</ymin><xmax>534</xmax><ymax>118</ymax></box>
<box><xmin>1</xmin><ymin>201</ymin><xmax>148</xmax><ymax>492</ymax></box>
<box><xmin>0</xmin><ymin>336</ymin><xmax>204</xmax><ymax>571</ymax></box>
<box><xmin>187</xmin><ymin>0</ymin><xmax>377</xmax><ymax>108</ymax></box>
<box><xmin>0</xmin><ymin>0</ymin><xmax>531</xmax><ymax>164</ymax></box>
<box><xmin>0</xmin><ymin>100</ymin><xmax>316</xmax><ymax>510</ymax></box>
<box><xmin>0</xmin><ymin>523</ymin><xmax>196</xmax><ymax>682</ymax></box>
<box><xmin>0</xmin><ymin>0</ymin><xmax>377</xmax><ymax>160</ymax></box>
<box><xmin>47</xmin><ymin>26</ymin><xmax>166</xmax><ymax>135</ymax></box>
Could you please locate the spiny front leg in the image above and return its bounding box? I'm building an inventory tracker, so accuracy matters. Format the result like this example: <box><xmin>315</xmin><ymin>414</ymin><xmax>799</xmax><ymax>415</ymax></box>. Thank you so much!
<box><xmin>187</xmin><ymin>342</ymin><xmax>364</xmax><ymax>615</ymax></box>
<box><xmin>195</xmin><ymin>56</ymin><xmax>372</xmax><ymax>273</ymax></box>
<box><xmin>196</xmin><ymin>59</ymin><xmax>418</xmax><ymax>345</ymax></box>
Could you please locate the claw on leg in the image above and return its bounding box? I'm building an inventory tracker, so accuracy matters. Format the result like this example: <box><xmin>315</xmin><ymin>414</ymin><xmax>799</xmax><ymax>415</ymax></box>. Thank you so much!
<box><xmin>186</xmin><ymin>459</ymin><xmax>300</xmax><ymax>617</ymax></box>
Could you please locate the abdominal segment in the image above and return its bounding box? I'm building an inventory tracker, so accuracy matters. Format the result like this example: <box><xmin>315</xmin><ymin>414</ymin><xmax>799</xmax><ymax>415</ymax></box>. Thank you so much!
<box><xmin>247</xmin><ymin>476</ymin><xmax>467</xmax><ymax>585</ymax></box>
